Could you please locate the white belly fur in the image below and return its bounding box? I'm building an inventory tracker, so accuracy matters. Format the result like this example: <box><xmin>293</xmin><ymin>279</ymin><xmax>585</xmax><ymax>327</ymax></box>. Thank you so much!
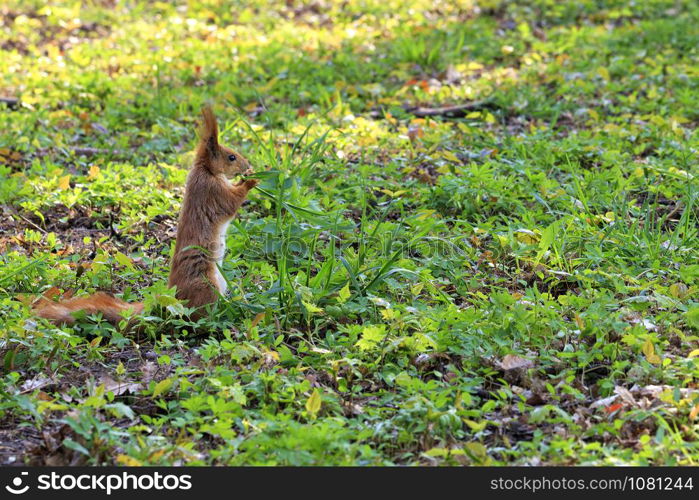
<box><xmin>213</xmin><ymin>220</ymin><xmax>230</xmax><ymax>294</ymax></box>
<box><xmin>213</xmin><ymin>173</ymin><xmax>233</xmax><ymax>295</ymax></box>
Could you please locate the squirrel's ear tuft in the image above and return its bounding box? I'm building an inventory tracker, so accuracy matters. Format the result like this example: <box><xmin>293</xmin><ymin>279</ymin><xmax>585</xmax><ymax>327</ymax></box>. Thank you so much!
<box><xmin>198</xmin><ymin>106</ymin><xmax>219</xmax><ymax>161</ymax></box>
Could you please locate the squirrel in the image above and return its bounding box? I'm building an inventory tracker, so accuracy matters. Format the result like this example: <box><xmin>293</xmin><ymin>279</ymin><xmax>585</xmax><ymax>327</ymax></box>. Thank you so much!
<box><xmin>33</xmin><ymin>106</ymin><xmax>258</xmax><ymax>325</ymax></box>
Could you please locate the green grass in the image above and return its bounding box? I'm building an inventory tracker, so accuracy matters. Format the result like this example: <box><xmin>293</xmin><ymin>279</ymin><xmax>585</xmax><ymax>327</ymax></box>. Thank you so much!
<box><xmin>1</xmin><ymin>0</ymin><xmax>698</xmax><ymax>465</ymax></box>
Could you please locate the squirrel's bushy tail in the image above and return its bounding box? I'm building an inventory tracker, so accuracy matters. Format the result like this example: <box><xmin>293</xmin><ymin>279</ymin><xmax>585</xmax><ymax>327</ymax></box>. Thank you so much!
<box><xmin>33</xmin><ymin>292</ymin><xmax>143</xmax><ymax>325</ymax></box>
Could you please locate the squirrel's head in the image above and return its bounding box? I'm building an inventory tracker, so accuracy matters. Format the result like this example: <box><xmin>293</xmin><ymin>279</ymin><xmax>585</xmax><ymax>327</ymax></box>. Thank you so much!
<box><xmin>195</xmin><ymin>106</ymin><xmax>253</xmax><ymax>177</ymax></box>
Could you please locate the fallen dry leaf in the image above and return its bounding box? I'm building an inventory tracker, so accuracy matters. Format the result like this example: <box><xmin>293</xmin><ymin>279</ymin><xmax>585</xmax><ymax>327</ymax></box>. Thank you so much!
<box><xmin>498</xmin><ymin>354</ymin><xmax>534</xmax><ymax>371</ymax></box>
<box><xmin>21</xmin><ymin>376</ymin><xmax>53</xmax><ymax>393</ymax></box>
<box><xmin>100</xmin><ymin>375</ymin><xmax>142</xmax><ymax>396</ymax></box>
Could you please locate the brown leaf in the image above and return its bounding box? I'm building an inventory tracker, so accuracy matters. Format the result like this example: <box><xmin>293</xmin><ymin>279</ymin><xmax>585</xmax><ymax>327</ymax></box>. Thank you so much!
<box><xmin>21</xmin><ymin>376</ymin><xmax>53</xmax><ymax>393</ymax></box>
<box><xmin>498</xmin><ymin>354</ymin><xmax>534</xmax><ymax>371</ymax></box>
<box><xmin>141</xmin><ymin>361</ymin><xmax>159</xmax><ymax>384</ymax></box>
<box><xmin>525</xmin><ymin>390</ymin><xmax>546</xmax><ymax>406</ymax></box>
<box><xmin>614</xmin><ymin>386</ymin><xmax>636</xmax><ymax>406</ymax></box>
<box><xmin>100</xmin><ymin>376</ymin><xmax>142</xmax><ymax>396</ymax></box>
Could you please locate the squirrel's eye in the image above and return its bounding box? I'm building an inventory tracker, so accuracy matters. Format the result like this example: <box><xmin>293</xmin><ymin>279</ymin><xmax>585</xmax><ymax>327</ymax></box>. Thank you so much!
<box><xmin>228</xmin><ymin>154</ymin><xmax>237</xmax><ymax>162</ymax></box>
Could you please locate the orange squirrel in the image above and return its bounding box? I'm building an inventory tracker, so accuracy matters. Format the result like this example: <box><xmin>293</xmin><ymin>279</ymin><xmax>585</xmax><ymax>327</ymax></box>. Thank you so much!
<box><xmin>33</xmin><ymin>107</ymin><xmax>258</xmax><ymax>325</ymax></box>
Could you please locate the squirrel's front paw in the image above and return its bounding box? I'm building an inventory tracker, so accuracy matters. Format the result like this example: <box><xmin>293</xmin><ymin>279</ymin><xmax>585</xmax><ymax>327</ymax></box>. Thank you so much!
<box><xmin>244</xmin><ymin>178</ymin><xmax>259</xmax><ymax>190</ymax></box>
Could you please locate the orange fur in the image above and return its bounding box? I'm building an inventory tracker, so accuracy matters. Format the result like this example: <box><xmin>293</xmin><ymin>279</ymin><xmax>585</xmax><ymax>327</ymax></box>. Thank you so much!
<box><xmin>33</xmin><ymin>106</ymin><xmax>257</xmax><ymax>325</ymax></box>
<box><xmin>33</xmin><ymin>292</ymin><xmax>143</xmax><ymax>325</ymax></box>
<box><xmin>168</xmin><ymin>106</ymin><xmax>257</xmax><ymax>311</ymax></box>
